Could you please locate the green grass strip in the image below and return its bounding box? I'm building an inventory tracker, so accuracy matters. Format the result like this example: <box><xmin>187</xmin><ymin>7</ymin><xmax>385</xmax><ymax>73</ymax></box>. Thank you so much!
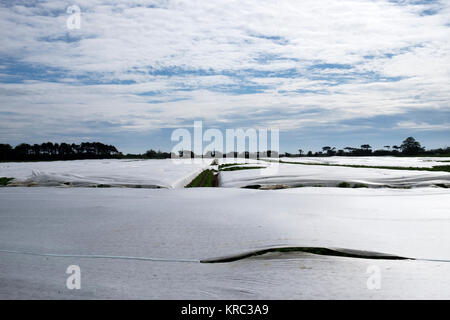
<box><xmin>218</xmin><ymin>163</ymin><xmax>249</xmax><ymax>170</ymax></box>
<box><xmin>201</xmin><ymin>247</ymin><xmax>411</xmax><ymax>263</ymax></box>
<box><xmin>186</xmin><ymin>169</ymin><xmax>216</xmax><ymax>187</ymax></box>
<box><xmin>262</xmin><ymin>159</ymin><xmax>450</xmax><ymax>173</ymax></box>
<box><xmin>220</xmin><ymin>166</ymin><xmax>265</xmax><ymax>172</ymax></box>
<box><xmin>0</xmin><ymin>177</ymin><xmax>14</xmax><ymax>186</ymax></box>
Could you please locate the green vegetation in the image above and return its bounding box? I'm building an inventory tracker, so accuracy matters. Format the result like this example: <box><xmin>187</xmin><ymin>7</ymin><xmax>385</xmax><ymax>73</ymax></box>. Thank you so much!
<box><xmin>263</xmin><ymin>159</ymin><xmax>450</xmax><ymax>173</ymax></box>
<box><xmin>201</xmin><ymin>246</ymin><xmax>411</xmax><ymax>263</ymax></box>
<box><xmin>270</xmin><ymin>247</ymin><xmax>407</xmax><ymax>259</ymax></box>
<box><xmin>337</xmin><ymin>182</ymin><xmax>351</xmax><ymax>188</ymax></box>
<box><xmin>186</xmin><ymin>169</ymin><xmax>217</xmax><ymax>188</ymax></box>
<box><xmin>220</xmin><ymin>166</ymin><xmax>265</xmax><ymax>172</ymax></box>
<box><xmin>385</xmin><ymin>185</ymin><xmax>412</xmax><ymax>189</ymax></box>
<box><xmin>0</xmin><ymin>177</ymin><xmax>14</xmax><ymax>186</ymax></box>
<box><xmin>430</xmin><ymin>166</ymin><xmax>450</xmax><ymax>172</ymax></box>
<box><xmin>242</xmin><ymin>185</ymin><xmax>262</xmax><ymax>189</ymax></box>
<box><xmin>288</xmin><ymin>137</ymin><xmax>450</xmax><ymax>157</ymax></box>
<box><xmin>352</xmin><ymin>183</ymin><xmax>369</xmax><ymax>188</ymax></box>
<box><xmin>218</xmin><ymin>162</ymin><xmax>266</xmax><ymax>171</ymax></box>
<box><xmin>218</xmin><ymin>163</ymin><xmax>248</xmax><ymax>170</ymax></box>
<box><xmin>0</xmin><ymin>142</ymin><xmax>119</xmax><ymax>162</ymax></box>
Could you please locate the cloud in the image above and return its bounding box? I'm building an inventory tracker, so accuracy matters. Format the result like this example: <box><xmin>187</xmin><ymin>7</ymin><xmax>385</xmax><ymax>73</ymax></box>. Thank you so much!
<box><xmin>396</xmin><ymin>121</ymin><xmax>450</xmax><ymax>131</ymax></box>
<box><xmin>0</xmin><ymin>0</ymin><xmax>448</xmax><ymax>149</ymax></box>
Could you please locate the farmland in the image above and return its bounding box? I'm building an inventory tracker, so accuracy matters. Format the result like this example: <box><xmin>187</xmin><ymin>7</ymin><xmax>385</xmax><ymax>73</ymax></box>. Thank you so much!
<box><xmin>1</xmin><ymin>157</ymin><xmax>450</xmax><ymax>299</ymax></box>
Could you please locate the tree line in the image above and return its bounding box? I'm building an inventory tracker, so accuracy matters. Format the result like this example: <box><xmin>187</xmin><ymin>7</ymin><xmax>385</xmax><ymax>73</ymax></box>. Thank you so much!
<box><xmin>1</xmin><ymin>137</ymin><xmax>448</xmax><ymax>162</ymax></box>
<box><xmin>291</xmin><ymin>137</ymin><xmax>450</xmax><ymax>157</ymax></box>
<box><xmin>0</xmin><ymin>142</ymin><xmax>120</xmax><ymax>161</ymax></box>
<box><xmin>0</xmin><ymin>142</ymin><xmax>178</xmax><ymax>162</ymax></box>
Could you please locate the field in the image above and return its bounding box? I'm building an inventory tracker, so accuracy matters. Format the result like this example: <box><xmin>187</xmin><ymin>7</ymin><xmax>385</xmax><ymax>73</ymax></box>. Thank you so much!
<box><xmin>1</xmin><ymin>157</ymin><xmax>450</xmax><ymax>299</ymax></box>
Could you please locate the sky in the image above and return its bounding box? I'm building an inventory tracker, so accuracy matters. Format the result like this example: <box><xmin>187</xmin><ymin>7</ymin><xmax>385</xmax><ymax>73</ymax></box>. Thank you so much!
<box><xmin>0</xmin><ymin>0</ymin><xmax>449</xmax><ymax>154</ymax></box>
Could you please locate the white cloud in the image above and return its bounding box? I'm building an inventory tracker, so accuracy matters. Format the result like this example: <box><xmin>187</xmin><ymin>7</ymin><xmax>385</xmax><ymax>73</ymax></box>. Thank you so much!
<box><xmin>396</xmin><ymin>121</ymin><xmax>450</xmax><ymax>131</ymax></box>
<box><xmin>0</xmin><ymin>0</ymin><xmax>449</xmax><ymax>142</ymax></box>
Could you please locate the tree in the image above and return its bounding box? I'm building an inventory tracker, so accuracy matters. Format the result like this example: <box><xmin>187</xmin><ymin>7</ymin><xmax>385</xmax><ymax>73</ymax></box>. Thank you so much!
<box><xmin>58</xmin><ymin>143</ymin><xmax>72</xmax><ymax>157</ymax></box>
<box><xmin>384</xmin><ymin>145</ymin><xmax>390</xmax><ymax>150</ymax></box>
<box><xmin>179</xmin><ymin>150</ymin><xmax>194</xmax><ymax>158</ymax></box>
<box><xmin>14</xmin><ymin>143</ymin><xmax>31</xmax><ymax>158</ymax></box>
<box><xmin>344</xmin><ymin>147</ymin><xmax>355</xmax><ymax>154</ymax></box>
<box><xmin>322</xmin><ymin>146</ymin><xmax>336</xmax><ymax>156</ymax></box>
<box><xmin>0</xmin><ymin>144</ymin><xmax>13</xmax><ymax>161</ymax></box>
<box><xmin>298</xmin><ymin>149</ymin><xmax>303</xmax><ymax>156</ymax></box>
<box><xmin>0</xmin><ymin>142</ymin><xmax>120</xmax><ymax>161</ymax></box>
<box><xmin>361</xmin><ymin>144</ymin><xmax>372</xmax><ymax>150</ymax></box>
<box><xmin>32</xmin><ymin>144</ymin><xmax>41</xmax><ymax>156</ymax></box>
<box><xmin>146</xmin><ymin>149</ymin><xmax>158</xmax><ymax>158</ymax></box>
<box><xmin>400</xmin><ymin>137</ymin><xmax>424</xmax><ymax>155</ymax></box>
